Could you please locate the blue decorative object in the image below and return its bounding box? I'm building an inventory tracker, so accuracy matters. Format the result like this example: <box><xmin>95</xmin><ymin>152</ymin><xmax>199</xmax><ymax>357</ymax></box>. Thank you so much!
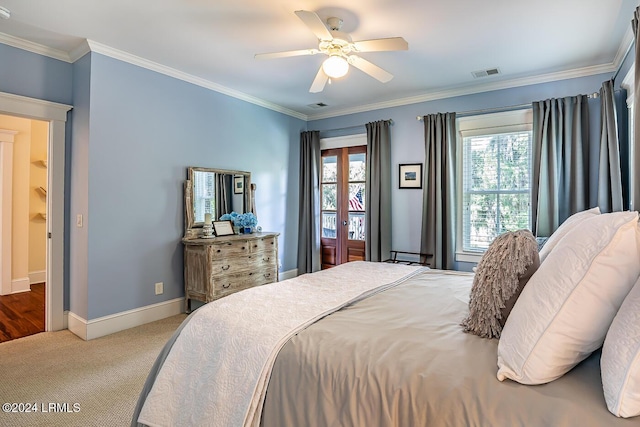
<box><xmin>220</xmin><ymin>212</ymin><xmax>258</xmax><ymax>234</ymax></box>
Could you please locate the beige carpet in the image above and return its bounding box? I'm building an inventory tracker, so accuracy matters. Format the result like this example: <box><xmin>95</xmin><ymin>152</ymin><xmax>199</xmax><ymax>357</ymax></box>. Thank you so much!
<box><xmin>0</xmin><ymin>314</ymin><xmax>187</xmax><ymax>427</ymax></box>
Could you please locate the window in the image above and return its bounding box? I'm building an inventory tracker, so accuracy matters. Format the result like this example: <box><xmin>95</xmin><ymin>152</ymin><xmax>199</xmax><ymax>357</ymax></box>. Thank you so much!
<box><xmin>457</xmin><ymin>110</ymin><xmax>533</xmax><ymax>256</ymax></box>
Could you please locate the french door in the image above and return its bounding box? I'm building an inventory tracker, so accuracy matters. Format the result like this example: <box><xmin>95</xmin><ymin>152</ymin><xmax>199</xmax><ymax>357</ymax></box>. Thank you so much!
<box><xmin>320</xmin><ymin>146</ymin><xmax>367</xmax><ymax>269</ymax></box>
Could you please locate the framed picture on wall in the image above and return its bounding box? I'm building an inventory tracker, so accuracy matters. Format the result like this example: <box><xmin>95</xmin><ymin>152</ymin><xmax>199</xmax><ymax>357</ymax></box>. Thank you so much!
<box><xmin>234</xmin><ymin>176</ymin><xmax>244</xmax><ymax>194</ymax></box>
<box><xmin>398</xmin><ymin>163</ymin><xmax>423</xmax><ymax>189</ymax></box>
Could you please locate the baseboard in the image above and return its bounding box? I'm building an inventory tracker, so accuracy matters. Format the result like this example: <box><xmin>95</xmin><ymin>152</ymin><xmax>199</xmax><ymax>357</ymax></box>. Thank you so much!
<box><xmin>67</xmin><ymin>297</ymin><xmax>185</xmax><ymax>341</ymax></box>
<box><xmin>10</xmin><ymin>277</ymin><xmax>30</xmax><ymax>294</ymax></box>
<box><xmin>279</xmin><ymin>268</ymin><xmax>298</xmax><ymax>281</ymax></box>
<box><xmin>29</xmin><ymin>270</ymin><xmax>46</xmax><ymax>284</ymax></box>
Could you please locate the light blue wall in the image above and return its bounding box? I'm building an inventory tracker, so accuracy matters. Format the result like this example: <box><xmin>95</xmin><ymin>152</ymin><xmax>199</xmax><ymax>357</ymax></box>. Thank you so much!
<box><xmin>83</xmin><ymin>53</ymin><xmax>305</xmax><ymax>319</ymax></box>
<box><xmin>0</xmin><ymin>43</ymin><xmax>73</xmax><ymax>105</ymax></box>
<box><xmin>70</xmin><ymin>53</ymin><xmax>91</xmax><ymax>319</ymax></box>
<box><xmin>309</xmin><ymin>73</ymin><xmax>616</xmax><ymax>271</ymax></box>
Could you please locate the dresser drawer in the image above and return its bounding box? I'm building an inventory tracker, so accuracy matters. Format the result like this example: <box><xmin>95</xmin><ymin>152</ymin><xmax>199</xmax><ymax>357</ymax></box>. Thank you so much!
<box><xmin>211</xmin><ymin>267</ymin><xmax>277</xmax><ymax>298</ymax></box>
<box><xmin>210</xmin><ymin>241</ymin><xmax>250</xmax><ymax>259</ymax></box>
<box><xmin>210</xmin><ymin>253</ymin><xmax>275</xmax><ymax>276</ymax></box>
<box><xmin>249</xmin><ymin>236</ymin><xmax>277</xmax><ymax>254</ymax></box>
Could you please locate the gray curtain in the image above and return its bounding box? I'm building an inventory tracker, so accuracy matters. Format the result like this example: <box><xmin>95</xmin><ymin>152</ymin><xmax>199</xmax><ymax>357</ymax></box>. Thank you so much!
<box><xmin>598</xmin><ymin>79</ymin><xmax>624</xmax><ymax>213</ymax></box>
<box><xmin>531</xmin><ymin>96</ymin><xmax>589</xmax><ymax>237</ymax></box>
<box><xmin>420</xmin><ymin>113</ymin><xmax>456</xmax><ymax>270</ymax></box>
<box><xmin>365</xmin><ymin>120</ymin><xmax>392</xmax><ymax>262</ymax></box>
<box><xmin>215</xmin><ymin>174</ymin><xmax>230</xmax><ymax>217</ymax></box>
<box><xmin>297</xmin><ymin>131</ymin><xmax>321</xmax><ymax>274</ymax></box>
<box><xmin>632</xmin><ymin>7</ymin><xmax>640</xmax><ymax>211</ymax></box>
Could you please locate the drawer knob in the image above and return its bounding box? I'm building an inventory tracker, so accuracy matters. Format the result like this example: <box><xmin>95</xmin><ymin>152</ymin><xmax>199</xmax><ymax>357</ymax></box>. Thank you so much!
<box><xmin>254</xmin><ymin>244</ymin><xmax>258</xmax><ymax>248</ymax></box>
<box><xmin>221</xmin><ymin>265</ymin><xmax>230</xmax><ymax>271</ymax></box>
<box><xmin>223</xmin><ymin>283</ymin><xmax>231</xmax><ymax>289</ymax></box>
<box><xmin>263</xmin><ymin>257</ymin><xmax>270</xmax><ymax>262</ymax></box>
<box><xmin>242</xmin><ymin>246</ymin><xmax>245</xmax><ymax>250</ymax></box>
<box><xmin>249</xmin><ymin>272</ymin><xmax>253</xmax><ymax>276</ymax></box>
<box><xmin>264</xmin><ymin>273</ymin><xmax>271</xmax><ymax>278</ymax></box>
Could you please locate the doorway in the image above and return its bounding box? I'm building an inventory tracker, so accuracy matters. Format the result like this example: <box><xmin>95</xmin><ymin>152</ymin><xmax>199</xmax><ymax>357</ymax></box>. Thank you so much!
<box><xmin>0</xmin><ymin>92</ymin><xmax>71</xmax><ymax>333</ymax></box>
<box><xmin>0</xmin><ymin>115</ymin><xmax>48</xmax><ymax>341</ymax></box>
<box><xmin>320</xmin><ymin>145</ymin><xmax>367</xmax><ymax>268</ymax></box>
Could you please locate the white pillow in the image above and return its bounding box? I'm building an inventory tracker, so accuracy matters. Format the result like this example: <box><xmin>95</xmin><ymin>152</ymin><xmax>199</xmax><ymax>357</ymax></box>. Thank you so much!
<box><xmin>538</xmin><ymin>206</ymin><xmax>600</xmax><ymax>263</ymax></box>
<box><xmin>497</xmin><ymin>211</ymin><xmax>640</xmax><ymax>385</ymax></box>
<box><xmin>602</xmin><ymin>275</ymin><xmax>640</xmax><ymax>418</ymax></box>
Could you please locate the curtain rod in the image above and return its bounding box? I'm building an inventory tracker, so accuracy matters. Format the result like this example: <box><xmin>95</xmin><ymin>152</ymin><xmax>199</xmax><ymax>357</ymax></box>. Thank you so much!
<box><xmin>321</xmin><ymin>119</ymin><xmax>394</xmax><ymax>133</ymax></box>
<box><xmin>415</xmin><ymin>93</ymin><xmax>602</xmax><ymax>121</ymax></box>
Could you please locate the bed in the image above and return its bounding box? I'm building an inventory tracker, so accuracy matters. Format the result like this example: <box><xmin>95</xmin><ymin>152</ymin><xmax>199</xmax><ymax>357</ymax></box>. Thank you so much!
<box><xmin>132</xmin><ymin>259</ymin><xmax>640</xmax><ymax>427</ymax></box>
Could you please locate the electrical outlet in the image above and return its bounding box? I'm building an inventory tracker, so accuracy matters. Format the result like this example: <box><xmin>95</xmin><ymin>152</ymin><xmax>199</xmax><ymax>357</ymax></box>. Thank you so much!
<box><xmin>155</xmin><ymin>282</ymin><xmax>163</xmax><ymax>295</ymax></box>
<box><xmin>76</xmin><ymin>214</ymin><xmax>83</xmax><ymax>227</ymax></box>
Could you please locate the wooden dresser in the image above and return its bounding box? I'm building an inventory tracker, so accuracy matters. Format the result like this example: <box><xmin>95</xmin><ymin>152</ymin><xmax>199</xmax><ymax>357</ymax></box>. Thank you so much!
<box><xmin>182</xmin><ymin>232</ymin><xmax>279</xmax><ymax>311</ymax></box>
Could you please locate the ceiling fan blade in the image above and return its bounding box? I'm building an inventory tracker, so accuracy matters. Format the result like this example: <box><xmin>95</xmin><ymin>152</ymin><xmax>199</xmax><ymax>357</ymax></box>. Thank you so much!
<box><xmin>353</xmin><ymin>37</ymin><xmax>408</xmax><ymax>52</ymax></box>
<box><xmin>295</xmin><ymin>10</ymin><xmax>333</xmax><ymax>41</ymax></box>
<box><xmin>255</xmin><ymin>48</ymin><xmax>320</xmax><ymax>60</ymax></box>
<box><xmin>349</xmin><ymin>55</ymin><xmax>394</xmax><ymax>83</ymax></box>
<box><xmin>309</xmin><ymin>66</ymin><xmax>329</xmax><ymax>93</ymax></box>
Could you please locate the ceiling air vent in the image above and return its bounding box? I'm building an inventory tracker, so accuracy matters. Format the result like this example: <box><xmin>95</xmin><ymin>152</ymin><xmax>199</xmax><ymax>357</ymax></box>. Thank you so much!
<box><xmin>307</xmin><ymin>102</ymin><xmax>328</xmax><ymax>109</ymax></box>
<box><xmin>472</xmin><ymin>68</ymin><xmax>501</xmax><ymax>78</ymax></box>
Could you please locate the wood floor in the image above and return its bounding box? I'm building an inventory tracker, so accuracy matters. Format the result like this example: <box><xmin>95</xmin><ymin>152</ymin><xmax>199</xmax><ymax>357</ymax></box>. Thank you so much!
<box><xmin>0</xmin><ymin>283</ymin><xmax>45</xmax><ymax>343</ymax></box>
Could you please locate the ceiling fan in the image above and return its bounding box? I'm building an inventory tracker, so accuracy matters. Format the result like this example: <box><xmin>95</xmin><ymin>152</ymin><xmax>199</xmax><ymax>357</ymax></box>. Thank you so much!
<box><xmin>255</xmin><ymin>10</ymin><xmax>408</xmax><ymax>93</ymax></box>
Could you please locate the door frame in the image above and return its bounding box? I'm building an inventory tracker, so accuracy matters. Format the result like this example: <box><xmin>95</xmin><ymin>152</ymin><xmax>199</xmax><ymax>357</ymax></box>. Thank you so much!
<box><xmin>0</xmin><ymin>92</ymin><xmax>72</xmax><ymax>331</ymax></box>
<box><xmin>319</xmin><ymin>134</ymin><xmax>367</xmax><ymax>268</ymax></box>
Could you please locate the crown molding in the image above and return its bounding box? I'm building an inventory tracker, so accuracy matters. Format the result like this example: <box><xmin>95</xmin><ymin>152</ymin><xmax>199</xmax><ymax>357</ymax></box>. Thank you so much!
<box><xmin>85</xmin><ymin>40</ymin><xmax>308</xmax><ymax>121</ymax></box>
<box><xmin>0</xmin><ymin>31</ymin><xmax>71</xmax><ymax>62</ymax></box>
<box><xmin>613</xmin><ymin>27</ymin><xmax>635</xmax><ymax>70</ymax></box>
<box><xmin>1</xmin><ymin>28</ymin><xmax>634</xmax><ymax>123</ymax></box>
<box><xmin>307</xmin><ymin>62</ymin><xmax>618</xmax><ymax>120</ymax></box>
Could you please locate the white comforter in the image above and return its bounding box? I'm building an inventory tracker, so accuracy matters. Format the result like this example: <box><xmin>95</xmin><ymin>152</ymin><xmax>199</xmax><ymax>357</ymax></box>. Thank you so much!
<box><xmin>137</xmin><ymin>261</ymin><xmax>425</xmax><ymax>427</ymax></box>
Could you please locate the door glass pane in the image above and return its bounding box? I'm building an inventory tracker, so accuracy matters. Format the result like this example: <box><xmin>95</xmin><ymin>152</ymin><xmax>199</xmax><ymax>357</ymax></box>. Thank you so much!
<box><xmin>322</xmin><ymin>212</ymin><xmax>337</xmax><ymax>238</ymax></box>
<box><xmin>349</xmin><ymin>153</ymin><xmax>366</xmax><ymax>181</ymax></box>
<box><xmin>322</xmin><ymin>156</ymin><xmax>337</xmax><ymax>182</ymax></box>
<box><xmin>348</xmin><ymin>213</ymin><xmax>365</xmax><ymax>241</ymax></box>
<box><xmin>322</xmin><ymin>184</ymin><xmax>337</xmax><ymax>210</ymax></box>
<box><xmin>347</xmin><ymin>183</ymin><xmax>365</xmax><ymax>211</ymax></box>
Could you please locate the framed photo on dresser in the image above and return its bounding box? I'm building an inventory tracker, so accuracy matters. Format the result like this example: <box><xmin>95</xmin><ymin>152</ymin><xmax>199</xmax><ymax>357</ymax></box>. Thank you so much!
<box><xmin>213</xmin><ymin>220</ymin><xmax>235</xmax><ymax>236</ymax></box>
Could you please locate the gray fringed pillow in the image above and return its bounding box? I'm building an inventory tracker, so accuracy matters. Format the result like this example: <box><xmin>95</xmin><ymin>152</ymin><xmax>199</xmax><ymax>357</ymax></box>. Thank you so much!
<box><xmin>461</xmin><ymin>229</ymin><xmax>540</xmax><ymax>339</ymax></box>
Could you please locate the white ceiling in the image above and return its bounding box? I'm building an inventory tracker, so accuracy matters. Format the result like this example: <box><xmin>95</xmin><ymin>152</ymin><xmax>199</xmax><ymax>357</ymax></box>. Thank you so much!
<box><xmin>0</xmin><ymin>0</ymin><xmax>637</xmax><ymax>119</ymax></box>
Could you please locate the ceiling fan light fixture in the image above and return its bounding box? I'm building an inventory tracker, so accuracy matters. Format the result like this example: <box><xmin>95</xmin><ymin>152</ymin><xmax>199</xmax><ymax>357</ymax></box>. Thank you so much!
<box><xmin>322</xmin><ymin>55</ymin><xmax>349</xmax><ymax>78</ymax></box>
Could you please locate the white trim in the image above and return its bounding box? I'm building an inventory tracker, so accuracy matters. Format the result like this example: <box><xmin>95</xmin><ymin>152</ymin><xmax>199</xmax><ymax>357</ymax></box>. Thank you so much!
<box><xmin>320</xmin><ymin>133</ymin><xmax>367</xmax><ymax>150</ymax></box>
<box><xmin>1</xmin><ymin>32</ymin><xmax>629</xmax><ymax>122</ymax></box>
<box><xmin>0</xmin><ymin>32</ymin><xmax>72</xmax><ymax>63</ymax></box>
<box><xmin>455</xmin><ymin>252</ymin><xmax>483</xmax><ymax>264</ymax></box>
<box><xmin>0</xmin><ymin>91</ymin><xmax>72</xmax><ymax>332</ymax></box>
<box><xmin>621</xmin><ymin>63</ymin><xmax>636</xmax><ymax>211</ymax></box>
<box><xmin>85</xmin><ymin>40</ymin><xmax>307</xmax><ymax>121</ymax></box>
<box><xmin>308</xmin><ymin>62</ymin><xmax>617</xmax><ymax>120</ymax></box>
<box><xmin>456</xmin><ymin>109</ymin><xmax>533</xmax><ymax>254</ymax></box>
<box><xmin>67</xmin><ymin>297</ymin><xmax>185</xmax><ymax>341</ymax></box>
<box><xmin>279</xmin><ymin>268</ymin><xmax>298</xmax><ymax>281</ymax></box>
<box><xmin>29</xmin><ymin>270</ymin><xmax>46</xmax><ymax>284</ymax></box>
<box><xmin>0</xmin><ymin>130</ymin><xmax>16</xmax><ymax>296</ymax></box>
<box><xmin>10</xmin><ymin>277</ymin><xmax>30</xmax><ymax>294</ymax></box>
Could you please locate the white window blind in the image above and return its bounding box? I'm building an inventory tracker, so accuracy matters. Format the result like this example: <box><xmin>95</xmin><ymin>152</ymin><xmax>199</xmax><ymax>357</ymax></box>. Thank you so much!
<box><xmin>457</xmin><ymin>109</ymin><xmax>533</xmax><ymax>253</ymax></box>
